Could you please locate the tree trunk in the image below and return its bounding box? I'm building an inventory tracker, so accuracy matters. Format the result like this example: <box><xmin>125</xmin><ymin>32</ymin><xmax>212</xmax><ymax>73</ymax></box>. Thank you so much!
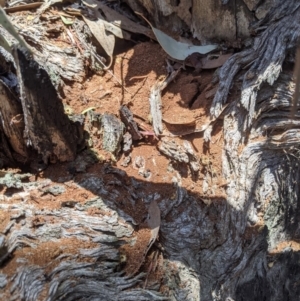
<box><xmin>0</xmin><ymin>48</ymin><xmax>81</xmax><ymax>168</ymax></box>
<box><xmin>127</xmin><ymin>0</ymin><xmax>277</xmax><ymax>41</ymax></box>
<box><xmin>126</xmin><ymin>1</ymin><xmax>300</xmax><ymax>300</ymax></box>
<box><xmin>1</xmin><ymin>1</ymin><xmax>300</xmax><ymax>301</ymax></box>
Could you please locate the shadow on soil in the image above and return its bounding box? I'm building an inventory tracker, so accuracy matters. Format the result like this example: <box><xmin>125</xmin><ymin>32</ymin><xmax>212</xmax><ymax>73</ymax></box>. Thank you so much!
<box><xmin>37</xmin><ymin>152</ymin><xmax>300</xmax><ymax>301</ymax></box>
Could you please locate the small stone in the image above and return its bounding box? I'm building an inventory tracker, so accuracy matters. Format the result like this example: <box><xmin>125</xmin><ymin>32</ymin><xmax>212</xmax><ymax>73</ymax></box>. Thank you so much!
<box><xmin>143</xmin><ymin>169</ymin><xmax>152</xmax><ymax>179</ymax></box>
<box><xmin>61</xmin><ymin>200</ymin><xmax>78</xmax><ymax>208</ymax></box>
<box><xmin>121</xmin><ymin>155</ymin><xmax>131</xmax><ymax>167</ymax></box>
<box><xmin>43</xmin><ymin>185</ymin><xmax>65</xmax><ymax>196</ymax></box>
<box><xmin>123</xmin><ymin>132</ymin><xmax>133</xmax><ymax>153</ymax></box>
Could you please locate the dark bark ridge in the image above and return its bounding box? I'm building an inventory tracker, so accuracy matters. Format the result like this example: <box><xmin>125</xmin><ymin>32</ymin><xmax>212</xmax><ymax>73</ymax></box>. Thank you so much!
<box><xmin>14</xmin><ymin>49</ymin><xmax>79</xmax><ymax>163</ymax></box>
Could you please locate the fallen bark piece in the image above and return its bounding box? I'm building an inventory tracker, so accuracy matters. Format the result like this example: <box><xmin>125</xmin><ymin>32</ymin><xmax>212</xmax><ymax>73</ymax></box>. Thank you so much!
<box><xmin>119</xmin><ymin>105</ymin><xmax>142</xmax><ymax>140</ymax></box>
<box><xmin>101</xmin><ymin>113</ymin><xmax>125</xmax><ymax>155</ymax></box>
<box><xmin>158</xmin><ymin>138</ymin><xmax>200</xmax><ymax>173</ymax></box>
<box><xmin>133</xmin><ymin>155</ymin><xmax>146</xmax><ymax>174</ymax></box>
<box><xmin>158</xmin><ymin>138</ymin><xmax>189</xmax><ymax>163</ymax></box>
<box><xmin>83</xmin><ymin>110</ymin><xmax>125</xmax><ymax>155</ymax></box>
<box><xmin>149</xmin><ymin>69</ymin><xmax>181</xmax><ymax>135</ymax></box>
<box><xmin>149</xmin><ymin>82</ymin><xmax>163</xmax><ymax>135</ymax></box>
<box><xmin>121</xmin><ymin>154</ymin><xmax>131</xmax><ymax>167</ymax></box>
<box><xmin>205</xmin><ymin>85</ymin><xmax>219</xmax><ymax>99</ymax></box>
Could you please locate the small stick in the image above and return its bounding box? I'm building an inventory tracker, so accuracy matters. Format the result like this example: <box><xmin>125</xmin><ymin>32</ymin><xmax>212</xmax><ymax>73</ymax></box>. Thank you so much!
<box><xmin>291</xmin><ymin>47</ymin><xmax>300</xmax><ymax>119</ymax></box>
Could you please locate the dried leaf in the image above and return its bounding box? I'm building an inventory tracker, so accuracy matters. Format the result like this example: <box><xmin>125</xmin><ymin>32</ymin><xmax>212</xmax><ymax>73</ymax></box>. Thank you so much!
<box><xmin>103</xmin><ymin>21</ymin><xmax>131</xmax><ymax>40</ymax></box>
<box><xmin>147</xmin><ymin>200</ymin><xmax>161</xmax><ymax>235</ymax></box>
<box><xmin>97</xmin><ymin>2</ymin><xmax>155</xmax><ymax>40</ymax></box>
<box><xmin>82</xmin><ymin>15</ymin><xmax>115</xmax><ymax>62</ymax></box>
<box><xmin>201</xmin><ymin>53</ymin><xmax>232</xmax><ymax>69</ymax></box>
<box><xmin>81</xmin><ymin>0</ymin><xmax>131</xmax><ymax>63</ymax></box>
<box><xmin>81</xmin><ymin>107</ymin><xmax>96</xmax><ymax>114</ymax></box>
<box><xmin>163</xmin><ymin>116</ymin><xmax>196</xmax><ymax>126</ymax></box>
<box><xmin>82</xmin><ymin>0</ymin><xmax>131</xmax><ymax>40</ymax></box>
<box><xmin>145</xmin><ymin>200</ymin><xmax>161</xmax><ymax>254</ymax></box>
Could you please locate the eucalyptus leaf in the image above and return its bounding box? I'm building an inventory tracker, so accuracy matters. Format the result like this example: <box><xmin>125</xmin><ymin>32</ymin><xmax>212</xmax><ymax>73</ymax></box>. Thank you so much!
<box><xmin>83</xmin><ymin>15</ymin><xmax>115</xmax><ymax>59</ymax></box>
<box><xmin>152</xmin><ymin>27</ymin><xmax>218</xmax><ymax>60</ymax></box>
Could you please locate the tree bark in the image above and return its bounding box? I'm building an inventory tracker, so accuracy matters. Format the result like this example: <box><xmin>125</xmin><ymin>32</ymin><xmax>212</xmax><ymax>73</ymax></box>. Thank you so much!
<box><xmin>128</xmin><ymin>0</ymin><xmax>277</xmax><ymax>41</ymax></box>
<box><xmin>1</xmin><ymin>1</ymin><xmax>300</xmax><ymax>301</ymax></box>
<box><xmin>126</xmin><ymin>1</ymin><xmax>300</xmax><ymax>300</ymax></box>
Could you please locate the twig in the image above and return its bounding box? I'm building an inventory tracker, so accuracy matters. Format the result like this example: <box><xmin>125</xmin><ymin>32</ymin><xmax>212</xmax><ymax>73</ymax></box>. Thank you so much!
<box><xmin>5</xmin><ymin>2</ymin><xmax>43</xmax><ymax>13</ymax></box>
<box><xmin>131</xmin><ymin>76</ymin><xmax>148</xmax><ymax>101</ymax></box>
<box><xmin>129</xmin><ymin>75</ymin><xmax>148</xmax><ymax>81</ymax></box>
<box><xmin>292</xmin><ymin>47</ymin><xmax>300</xmax><ymax>118</ymax></box>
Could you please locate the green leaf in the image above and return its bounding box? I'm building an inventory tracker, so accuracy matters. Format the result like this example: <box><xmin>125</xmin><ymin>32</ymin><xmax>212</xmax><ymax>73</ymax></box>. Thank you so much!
<box><xmin>60</xmin><ymin>15</ymin><xmax>74</xmax><ymax>25</ymax></box>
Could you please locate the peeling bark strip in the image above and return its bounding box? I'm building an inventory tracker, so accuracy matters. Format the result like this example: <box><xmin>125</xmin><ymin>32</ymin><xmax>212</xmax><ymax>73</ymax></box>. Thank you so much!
<box><xmin>210</xmin><ymin>1</ymin><xmax>300</xmax><ymax>136</ymax></box>
<box><xmin>13</xmin><ymin>49</ymin><xmax>78</xmax><ymax>163</ymax></box>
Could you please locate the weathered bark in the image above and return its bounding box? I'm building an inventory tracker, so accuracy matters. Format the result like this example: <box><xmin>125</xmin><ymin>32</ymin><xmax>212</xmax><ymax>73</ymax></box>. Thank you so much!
<box><xmin>0</xmin><ymin>30</ymin><xmax>86</xmax><ymax>166</ymax></box>
<box><xmin>13</xmin><ymin>49</ymin><xmax>79</xmax><ymax>163</ymax></box>
<box><xmin>128</xmin><ymin>0</ymin><xmax>277</xmax><ymax>41</ymax></box>
<box><xmin>1</xmin><ymin>1</ymin><xmax>300</xmax><ymax>301</ymax></box>
<box><xmin>140</xmin><ymin>1</ymin><xmax>300</xmax><ymax>300</ymax></box>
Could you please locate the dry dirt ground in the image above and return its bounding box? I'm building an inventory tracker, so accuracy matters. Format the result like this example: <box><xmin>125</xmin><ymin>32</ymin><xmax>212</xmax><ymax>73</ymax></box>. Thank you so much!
<box><xmin>0</xmin><ymin>9</ymin><xmax>229</xmax><ymax>294</ymax></box>
<box><xmin>61</xmin><ymin>40</ymin><xmax>226</xmax><ymax>197</ymax></box>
